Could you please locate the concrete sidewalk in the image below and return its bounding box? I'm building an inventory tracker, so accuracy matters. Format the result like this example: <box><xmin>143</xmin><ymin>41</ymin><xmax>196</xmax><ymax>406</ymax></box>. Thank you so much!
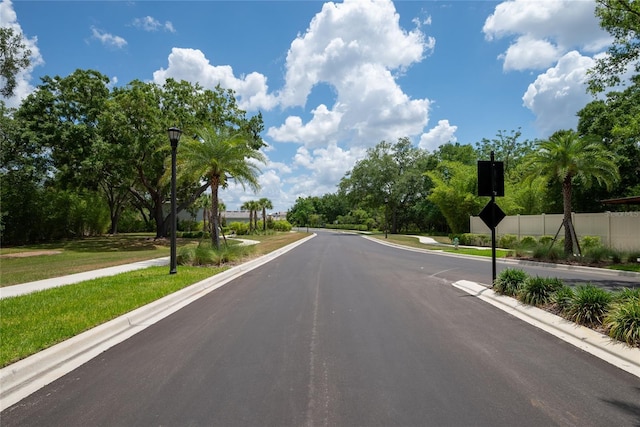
<box><xmin>0</xmin><ymin>257</ymin><xmax>170</xmax><ymax>299</ymax></box>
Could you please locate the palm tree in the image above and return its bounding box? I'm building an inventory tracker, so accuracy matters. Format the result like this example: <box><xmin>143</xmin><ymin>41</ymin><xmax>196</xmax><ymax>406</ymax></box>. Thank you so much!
<box><xmin>179</xmin><ymin>126</ymin><xmax>266</xmax><ymax>248</ymax></box>
<box><xmin>241</xmin><ymin>200</ymin><xmax>260</xmax><ymax>233</ymax></box>
<box><xmin>524</xmin><ymin>130</ymin><xmax>619</xmax><ymax>255</ymax></box>
<box><xmin>258</xmin><ymin>197</ymin><xmax>273</xmax><ymax>232</ymax></box>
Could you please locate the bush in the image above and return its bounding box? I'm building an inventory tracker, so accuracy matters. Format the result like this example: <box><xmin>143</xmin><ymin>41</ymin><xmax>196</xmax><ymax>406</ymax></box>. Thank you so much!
<box><xmin>613</xmin><ymin>287</ymin><xmax>640</xmax><ymax>304</ymax></box>
<box><xmin>580</xmin><ymin>235</ymin><xmax>601</xmax><ymax>250</ymax></box>
<box><xmin>493</xmin><ymin>268</ymin><xmax>528</xmax><ymax>297</ymax></box>
<box><xmin>229</xmin><ymin>222</ymin><xmax>250</xmax><ymax>235</ymax></box>
<box><xmin>518</xmin><ymin>276</ymin><xmax>564</xmax><ymax>306</ymax></box>
<box><xmin>583</xmin><ymin>246</ymin><xmax>615</xmax><ymax>264</ymax></box>
<box><xmin>538</xmin><ymin>235</ymin><xmax>554</xmax><ymax>246</ymax></box>
<box><xmin>272</xmin><ymin>220</ymin><xmax>292</xmax><ymax>232</ymax></box>
<box><xmin>519</xmin><ymin>236</ymin><xmax>537</xmax><ymax>248</ymax></box>
<box><xmin>605</xmin><ymin>299</ymin><xmax>640</xmax><ymax>346</ymax></box>
<box><xmin>567</xmin><ymin>285</ymin><xmax>612</xmax><ymax>327</ymax></box>
<box><xmin>498</xmin><ymin>234</ymin><xmax>518</xmax><ymax>249</ymax></box>
<box><xmin>178</xmin><ymin>240</ymin><xmax>255</xmax><ymax>266</ymax></box>
<box><xmin>550</xmin><ymin>285</ymin><xmax>575</xmax><ymax>314</ymax></box>
<box><xmin>626</xmin><ymin>251</ymin><xmax>640</xmax><ymax>263</ymax></box>
<box><xmin>459</xmin><ymin>234</ymin><xmax>490</xmax><ymax>247</ymax></box>
<box><xmin>532</xmin><ymin>244</ymin><xmax>564</xmax><ymax>261</ymax></box>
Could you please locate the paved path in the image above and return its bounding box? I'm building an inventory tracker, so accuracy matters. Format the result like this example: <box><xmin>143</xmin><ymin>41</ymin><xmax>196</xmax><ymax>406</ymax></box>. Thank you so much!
<box><xmin>0</xmin><ymin>257</ymin><xmax>170</xmax><ymax>299</ymax></box>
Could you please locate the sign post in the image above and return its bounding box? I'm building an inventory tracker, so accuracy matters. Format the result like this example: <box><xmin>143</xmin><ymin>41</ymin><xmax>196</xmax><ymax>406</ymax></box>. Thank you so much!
<box><xmin>477</xmin><ymin>151</ymin><xmax>505</xmax><ymax>284</ymax></box>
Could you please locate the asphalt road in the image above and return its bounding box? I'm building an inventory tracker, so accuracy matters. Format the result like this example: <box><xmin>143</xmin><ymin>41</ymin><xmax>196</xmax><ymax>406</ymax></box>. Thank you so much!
<box><xmin>2</xmin><ymin>230</ymin><xmax>639</xmax><ymax>426</ymax></box>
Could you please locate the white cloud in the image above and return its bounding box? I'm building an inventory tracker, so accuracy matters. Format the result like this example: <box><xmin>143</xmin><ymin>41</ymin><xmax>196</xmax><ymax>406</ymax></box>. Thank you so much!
<box><xmin>271</xmin><ymin>0</ymin><xmax>432</xmax><ymax>148</ymax></box>
<box><xmin>267</xmin><ymin>104</ymin><xmax>343</xmax><ymax>147</ymax></box>
<box><xmin>153</xmin><ymin>47</ymin><xmax>277</xmax><ymax>111</ymax></box>
<box><xmin>500</xmin><ymin>35</ymin><xmax>563</xmax><ymax>71</ymax></box>
<box><xmin>418</xmin><ymin>120</ymin><xmax>457</xmax><ymax>152</ymax></box>
<box><xmin>91</xmin><ymin>26</ymin><xmax>127</xmax><ymax>49</ymax></box>
<box><xmin>483</xmin><ymin>0</ymin><xmax>610</xmax><ymax>71</ymax></box>
<box><xmin>289</xmin><ymin>144</ymin><xmax>365</xmax><ymax>197</ymax></box>
<box><xmin>132</xmin><ymin>16</ymin><xmax>176</xmax><ymax>33</ymax></box>
<box><xmin>522</xmin><ymin>51</ymin><xmax>594</xmax><ymax>136</ymax></box>
<box><xmin>0</xmin><ymin>0</ymin><xmax>44</xmax><ymax>107</ymax></box>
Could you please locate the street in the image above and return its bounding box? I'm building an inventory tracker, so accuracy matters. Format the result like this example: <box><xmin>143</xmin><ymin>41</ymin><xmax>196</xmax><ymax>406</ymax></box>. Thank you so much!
<box><xmin>1</xmin><ymin>230</ymin><xmax>639</xmax><ymax>426</ymax></box>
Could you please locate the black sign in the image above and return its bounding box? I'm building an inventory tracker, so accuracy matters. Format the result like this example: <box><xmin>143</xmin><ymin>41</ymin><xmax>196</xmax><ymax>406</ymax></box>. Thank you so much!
<box><xmin>477</xmin><ymin>160</ymin><xmax>504</xmax><ymax>197</ymax></box>
<box><xmin>479</xmin><ymin>200</ymin><xmax>506</xmax><ymax>229</ymax></box>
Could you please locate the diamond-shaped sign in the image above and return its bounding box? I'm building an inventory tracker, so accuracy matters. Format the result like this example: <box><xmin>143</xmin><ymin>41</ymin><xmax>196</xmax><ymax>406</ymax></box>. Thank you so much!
<box><xmin>479</xmin><ymin>200</ymin><xmax>506</xmax><ymax>229</ymax></box>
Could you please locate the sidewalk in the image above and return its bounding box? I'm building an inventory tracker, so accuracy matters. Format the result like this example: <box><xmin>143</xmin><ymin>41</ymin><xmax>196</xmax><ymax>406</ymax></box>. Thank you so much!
<box><xmin>0</xmin><ymin>257</ymin><xmax>170</xmax><ymax>299</ymax></box>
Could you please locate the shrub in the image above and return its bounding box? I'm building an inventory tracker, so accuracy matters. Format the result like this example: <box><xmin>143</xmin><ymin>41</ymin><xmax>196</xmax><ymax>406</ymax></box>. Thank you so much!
<box><xmin>605</xmin><ymin>300</ymin><xmax>640</xmax><ymax>346</ymax></box>
<box><xmin>493</xmin><ymin>268</ymin><xmax>528</xmax><ymax>297</ymax></box>
<box><xmin>519</xmin><ymin>236</ymin><xmax>537</xmax><ymax>248</ymax></box>
<box><xmin>580</xmin><ymin>235</ymin><xmax>601</xmax><ymax>250</ymax></box>
<box><xmin>583</xmin><ymin>246</ymin><xmax>615</xmax><ymax>264</ymax></box>
<box><xmin>272</xmin><ymin>220</ymin><xmax>292</xmax><ymax>232</ymax></box>
<box><xmin>229</xmin><ymin>221</ymin><xmax>250</xmax><ymax>235</ymax></box>
<box><xmin>518</xmin><ymin>276</ymin><xmax>564</xmax><ymax>306</ymax></box>
<box><xmin>613</xmin><ymin>287</ymin><xmax>640</xmax><ymax>304</ymax></box>
<box><xmin>626</xmin><ymin>251</ymin><xmax>640</xmax><ymax>263</ymax></box>
<box><xmin>538</xmin><ymin>235</ymin><xmax>554</xmax><ymax>246</ymax></box>
<box><xmin>498</xmin><ymin>234</ymin><xmax>518</xmax><ymax>249</ymax></box>
<box><xmin>567</xmin><ymin>285</ymin><xmax>612</xmax><ymax>327</ymax></box>
<box><xmin>532</xmin><ymin>244</ymin><xmax>564</xmax><ymax>261</ymax></box>
<box><xmin>459</xmin><ymin>234</ymin><xmax>490</xmax><ymax>247</ymax></box>
<box><xmin>550</xmin><ymin>285</ymin><xmax>575</xmax><ymax>314</ymax></box>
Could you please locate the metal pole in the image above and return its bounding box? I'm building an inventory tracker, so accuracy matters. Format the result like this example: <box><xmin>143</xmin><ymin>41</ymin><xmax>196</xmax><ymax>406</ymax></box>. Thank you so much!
<box><xmin>490</xmin><ymin>151</ymin><xmax>497</xmax><ymax>284</ymax></box>
<box><xmin>170</xmin><ymin>143</ymin><xmax>178</xmax><ymax>275</ymax></box>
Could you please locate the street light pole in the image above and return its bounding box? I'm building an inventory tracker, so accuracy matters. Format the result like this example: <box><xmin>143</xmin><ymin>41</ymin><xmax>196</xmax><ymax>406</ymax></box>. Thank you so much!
<box><xmin>168</xmin><ymin>127</ymin><xmax>182</xmax><ymax>274</ymax></box>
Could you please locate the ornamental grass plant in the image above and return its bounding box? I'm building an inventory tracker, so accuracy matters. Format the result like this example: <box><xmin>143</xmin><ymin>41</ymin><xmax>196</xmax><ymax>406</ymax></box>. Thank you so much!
<box><xmin>517</xmin><ymin>276</ymin><xmax>564</xmax><ymax>307</ymax></box>
<box><xmin>493</xmin><ymin>268</ymin><xmax>528</xmax><ymax>297</ymax></box>
<box><xmin>567</xmin><ymin>284</ymin><xmax>613</xmax><ymax>327</ymax></box>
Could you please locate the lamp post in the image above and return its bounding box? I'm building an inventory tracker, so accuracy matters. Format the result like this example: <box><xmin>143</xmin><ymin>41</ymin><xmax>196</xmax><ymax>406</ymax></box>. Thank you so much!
<box><xmin>168</xmin><ymin>127</ymin><xmax>182</xmax><ymax>274</ymax></box>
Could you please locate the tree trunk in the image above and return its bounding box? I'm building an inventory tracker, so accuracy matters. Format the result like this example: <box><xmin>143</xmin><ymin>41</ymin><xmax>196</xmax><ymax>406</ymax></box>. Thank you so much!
<box><xmin>262</xmin><ymin>207</ymin><xmax>267</xmax><ymax>231</ymax></box>
<box><xmin>210</xmin><ymin>176</ymin><xmax>221</xmax><ymax>249</ymax></box>
<box><xmin>562</xmin><ymin>177</ymin><xmax>573</xmax><ymax>255</ymax></box>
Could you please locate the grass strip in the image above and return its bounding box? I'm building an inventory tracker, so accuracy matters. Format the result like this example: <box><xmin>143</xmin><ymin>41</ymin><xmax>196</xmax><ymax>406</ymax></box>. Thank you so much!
<box><xmin>0</xmin><ymin>266</ymin><xmax>223</xmax><ymax>367</ymax></box>
<box><xmin>371</xmin><ymin>234</ymin><xmax>511</xmax><ymax>258</ymax></box>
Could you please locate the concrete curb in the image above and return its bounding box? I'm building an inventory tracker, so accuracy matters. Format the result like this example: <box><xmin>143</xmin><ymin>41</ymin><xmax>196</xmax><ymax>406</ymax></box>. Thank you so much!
<box><xmin>452</xmin><ymin>280</ymin><xmax>640</xmax><ymax>379</ymax></box>
<box><xmin>0</xmin><ymin>233</ymin><xmax>316</xmax><ymax>411</ymax></box>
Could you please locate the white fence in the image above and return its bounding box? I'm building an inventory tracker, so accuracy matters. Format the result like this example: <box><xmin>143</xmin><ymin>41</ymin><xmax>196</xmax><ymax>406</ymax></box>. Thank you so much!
<box><xmin>470</xmin><ymin>212</ymin><xmax>640</xmax><ymax>251</ymax></box>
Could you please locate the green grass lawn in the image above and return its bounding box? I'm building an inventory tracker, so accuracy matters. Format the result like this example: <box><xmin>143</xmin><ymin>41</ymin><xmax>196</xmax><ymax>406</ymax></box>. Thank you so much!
<box><xmin>0</xmin><ymin>234</ymin><xmax>211</xmax><ymax>286</ymax></box>
<box><xmin>0</xmin><ymin>266</ymin><xmax>223</xmax><ymax>367</ymax></box>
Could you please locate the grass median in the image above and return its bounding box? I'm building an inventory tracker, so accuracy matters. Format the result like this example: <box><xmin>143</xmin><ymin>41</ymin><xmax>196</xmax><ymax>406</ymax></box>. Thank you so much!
<box><xmin>0</xmin><ymin>231</ymin><xmax>309</xmax><ymax>367</ymax></box>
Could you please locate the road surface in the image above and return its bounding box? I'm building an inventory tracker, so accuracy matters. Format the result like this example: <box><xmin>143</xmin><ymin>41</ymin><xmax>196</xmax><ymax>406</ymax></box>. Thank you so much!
<box><xmin>2</xmin><ymin>230</ymin><xmax>638</xmax><ymax>426</ymax></box>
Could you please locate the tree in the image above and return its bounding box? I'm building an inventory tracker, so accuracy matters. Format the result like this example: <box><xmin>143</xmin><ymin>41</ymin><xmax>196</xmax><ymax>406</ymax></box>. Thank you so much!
<box><xmin>577</xmin><ymin>74</ymin><xmax>640</xmax><ymax>203</ymax></box>
<box><xmin>241</xmin><ymin>200</ymin><xmax>260</xmax><ymax>233</ymax></box>
<box><xmin>523</xmin><ymin>130</ymin><xmax>620</xmax><ymax>254</ymax></box>
<box><xmin>179</xmin><ymin>125</ymin><xmax>265</xmax><ymax>248</ymax></box>
<box><xmin>287</xmin><ymin>197</ymin><xmax>316</xmax><ymax>228</ymax></box>
<box><xmin>475</xmin><ymin>129</ymin><xmax>535</xmax><ymax>175</ymax></box>
<box><xmin>588</xmin><ymin>0</ymin><xmax>640</xmax><ymax>93</ymax></box>
<box><xmin>258</xmin><ymin>197</ymin><xmax>273</xmax><ymax>231</ymax></box>
<box><xmin>426</xmin><ymin>161</ymin><xmax>482</xmax><ymax>234</ymax></box>
<box><xmin>0</xmin><ymin>27</ymin><xmax>31</xmax><ymax>98</ymax></box>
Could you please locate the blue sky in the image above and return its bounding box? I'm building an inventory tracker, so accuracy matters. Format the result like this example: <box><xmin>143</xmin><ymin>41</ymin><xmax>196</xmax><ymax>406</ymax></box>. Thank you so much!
<box><xmin>2</xmin><ymin>0</ymin><xmax>612</xmax><ymax>212</ymax></box>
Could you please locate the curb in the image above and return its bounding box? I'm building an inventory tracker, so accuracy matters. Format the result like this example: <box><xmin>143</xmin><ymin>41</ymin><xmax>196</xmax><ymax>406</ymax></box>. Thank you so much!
<box><xmin>0</xmin><ymin>233</ymin><xmax>316</xmax><ymax>412</ymax></box>
<box><xmin>452</xmin><ymin>280</ymin><xmax>640</xmax><ymax>379</ymax></box>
